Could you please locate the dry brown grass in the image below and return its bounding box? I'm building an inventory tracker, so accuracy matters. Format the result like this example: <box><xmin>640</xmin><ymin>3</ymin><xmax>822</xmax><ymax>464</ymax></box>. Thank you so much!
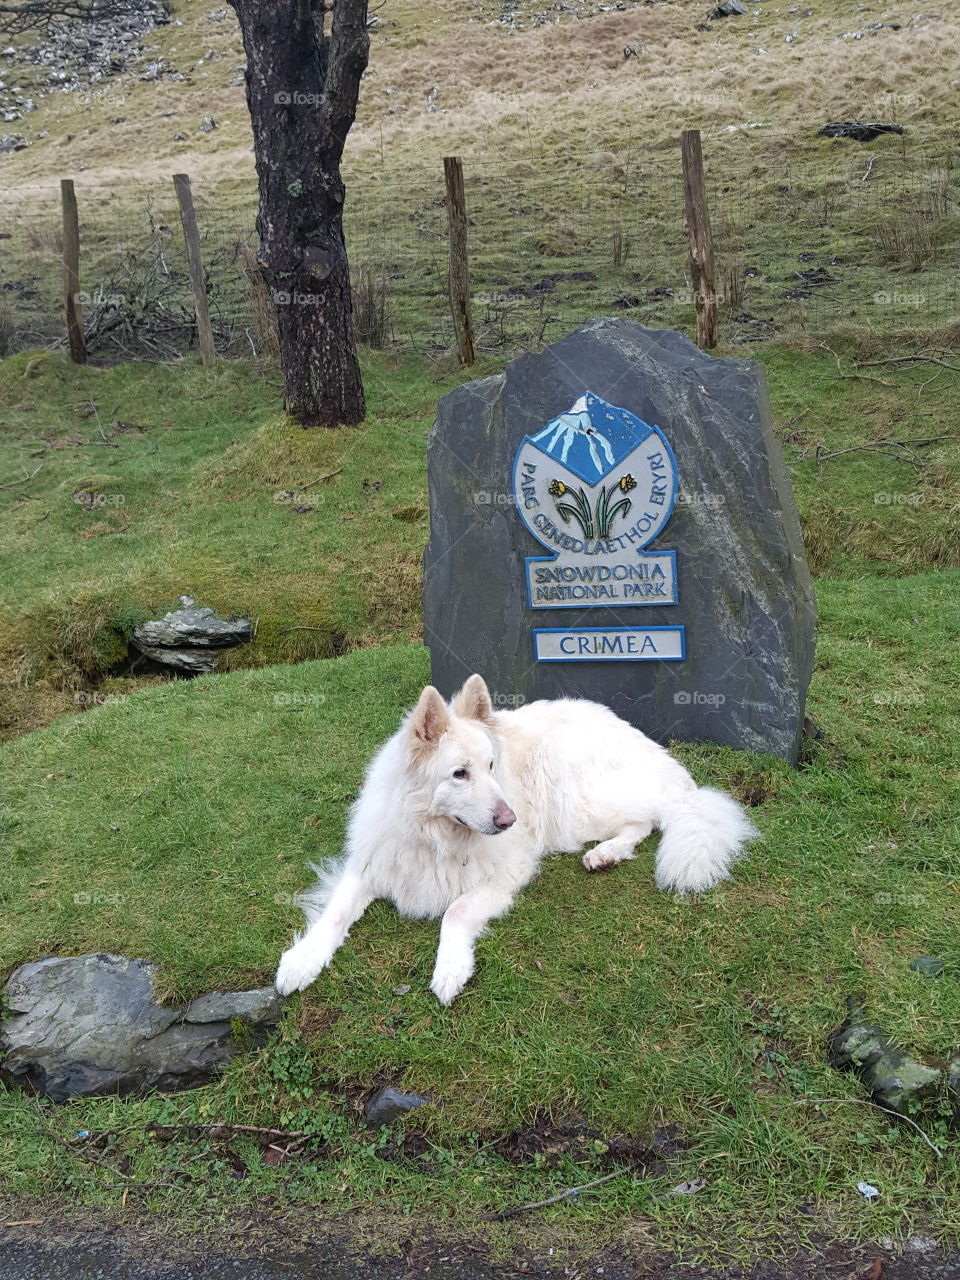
<box><xmin>0</xmin><ymin>0</ymin><xmax>957</xmax><ymax>199</ymax></box>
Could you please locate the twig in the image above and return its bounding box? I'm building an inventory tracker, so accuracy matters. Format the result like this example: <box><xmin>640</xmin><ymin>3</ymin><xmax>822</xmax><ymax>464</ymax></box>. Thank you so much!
<box><xmin>791</xmin><ymin>1098</ymin><xmax>942</xmax><ymax>1158</ymax></box>
<box><xmin>0</xmin><ymin>464</ymin><xmax>43</xmax><ymax>489</ymax></box>
<box><xmin>147</xmin><ymin>1121</ymin><xmax>308</xmax><ymax>1140</ymax></box>
<box><xmin>860</xmin><ymin>155</ymin><xmax>876</xmax><ymax>183</ymax></box>
<box><xmin>777</xmin><ymin>408</ymin><xmax>810</xmax><ymax>435</ymax></box>
<box><xmin>298</xmin><ymin>467</ymin><xmax>343</xmax><ymax>489</ymax></box>
<box><xmin>857</xmin><ymin>354</ymin><xmax>960</xmax><ymax>373</ymax></box>
<box><xmin>485</xmin><ymin>1170</ymin><xmax>626</xmax><ymax>1221</ymax></box>
<box><xmin>819</xmin><ymin>343</ymin><xmax>894</xmax><ymax>387</ymax></box>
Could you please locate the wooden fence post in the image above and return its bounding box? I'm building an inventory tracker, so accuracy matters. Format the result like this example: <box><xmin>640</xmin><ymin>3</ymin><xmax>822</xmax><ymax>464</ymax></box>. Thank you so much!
<box><xmin>173</xmin><ymin>172</ymin><xmax>216</xmax><ymax>367</ymax></box>
<box><xmin>680</xmin><ymin>130</ymin><xmax>718</xmax><ymax>350</ymax></box>
<box><xmin>61</xmin><ymin>178</ymin><xmax>86</xmax><ymax>365</ymax></box>
<box><xmin>443</xmin><ymin>156</ymin><xmax>476</xmax><ymax>367</ymax></box>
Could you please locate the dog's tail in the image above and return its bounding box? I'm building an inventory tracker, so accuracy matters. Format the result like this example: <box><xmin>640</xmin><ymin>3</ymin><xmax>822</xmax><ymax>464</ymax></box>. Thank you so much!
<box><xmin>655</xmin><ymin>781</ymin><xmax>757</xmax><ymax>894</ymax></box>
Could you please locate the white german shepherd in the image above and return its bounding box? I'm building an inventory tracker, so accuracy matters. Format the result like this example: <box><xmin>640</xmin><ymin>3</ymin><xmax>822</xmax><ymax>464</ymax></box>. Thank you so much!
<box><xmin>275</xmin><ymin>675</ymin><xmax>756</xmax><ymax>1005</ymax></box>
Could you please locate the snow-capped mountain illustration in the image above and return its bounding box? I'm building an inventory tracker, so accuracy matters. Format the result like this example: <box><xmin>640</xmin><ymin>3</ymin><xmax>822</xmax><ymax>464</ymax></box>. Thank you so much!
<box><xmin>528</xmin><ymin>391</ymin><xmax>653</xmax><ymax>484</ymax></box>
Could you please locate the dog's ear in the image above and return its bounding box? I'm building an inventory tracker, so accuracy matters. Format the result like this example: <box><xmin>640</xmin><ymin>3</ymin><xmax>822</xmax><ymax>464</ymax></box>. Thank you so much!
<box><xmin>452</xmin><ymin>673</ymin><xmax>495</xmax><ymax>725</ymax></box>
<box><xmin>409</xmin><ymin>685</ymin><xmax>449</xmax><ymax>757</ymax></box>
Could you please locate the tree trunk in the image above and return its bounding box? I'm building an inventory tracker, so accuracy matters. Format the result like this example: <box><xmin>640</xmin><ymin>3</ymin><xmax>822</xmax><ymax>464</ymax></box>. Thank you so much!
<box><xmin>229</xmin><ymin>0</ymin><xmax>368</xmax><ymax>427</ymax></box>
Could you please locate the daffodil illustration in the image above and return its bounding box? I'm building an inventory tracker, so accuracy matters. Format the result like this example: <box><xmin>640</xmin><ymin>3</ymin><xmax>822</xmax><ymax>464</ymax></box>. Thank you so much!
<box><xmin>550</xmin><ymin>478</ymin><xmax>595</xmax><ymax>538</ymax></box>
<box><xmin>595</xmin><ymin>474</ymin><xmax>634</xmax><ymax>538</ymax></box>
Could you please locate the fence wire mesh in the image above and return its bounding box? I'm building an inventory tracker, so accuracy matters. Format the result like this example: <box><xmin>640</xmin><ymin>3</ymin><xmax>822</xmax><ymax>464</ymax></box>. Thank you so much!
<box><xmin>1</xmin><ymin>145</ymin><xmax>957</xmax><ymax>361</ymax></box>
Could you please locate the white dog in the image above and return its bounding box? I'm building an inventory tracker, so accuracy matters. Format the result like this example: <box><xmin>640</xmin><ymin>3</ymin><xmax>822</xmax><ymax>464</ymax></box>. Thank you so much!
<box><xmin>275</xmin><ymin>674</ymin><xmax>756</xmax><ymax>1005</ymax></box>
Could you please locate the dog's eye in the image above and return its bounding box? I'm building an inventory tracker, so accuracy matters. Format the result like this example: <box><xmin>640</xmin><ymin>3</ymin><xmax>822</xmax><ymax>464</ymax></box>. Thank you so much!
<box><xmin>453</xmin><ymin>767</ymin><xmax>469</xmax><ymax>780</ymax></box>
<box><xmin>489</xmin><ymin>760</ymin><xmax>494</xmax><ymax>771</ymax></box>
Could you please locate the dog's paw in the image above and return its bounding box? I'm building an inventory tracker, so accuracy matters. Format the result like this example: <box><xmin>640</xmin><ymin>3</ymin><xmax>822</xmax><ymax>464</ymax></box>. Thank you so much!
<box><xmin>582</xmin><ymin>845</ymin><xmax>635</xmax><ymax>872</ymax></box>
<box><xmin>275</xmin><ymin>945</ymin><xmax>327</xmax><ymax>995</ymax></box>
<box><xmin>430</xmin><ymin>953</ymin><xmax>474</xmax><ymax>1006</ymax></box>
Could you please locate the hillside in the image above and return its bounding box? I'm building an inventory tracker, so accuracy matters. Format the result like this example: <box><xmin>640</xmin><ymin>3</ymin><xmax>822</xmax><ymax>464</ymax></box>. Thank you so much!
<box><xmin>0</xmin><ymin>0</ymin><xmax>957</xmax><ymax>194</ymax></box>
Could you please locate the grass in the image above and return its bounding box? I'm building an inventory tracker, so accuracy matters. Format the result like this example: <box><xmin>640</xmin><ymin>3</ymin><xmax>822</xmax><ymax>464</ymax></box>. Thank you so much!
<box><xmin>2</xmin><ymin>338</ymin><xmax>958</xmax><ymax>738</ymax></box>
<box><xmin>0</xmin><ymin>571</ymin><xmax>958</xmax><ymax>1259</ymax></box>
<box><xmin>0</xmin><ymin>347</ymin><xmax>482</xmax><ymax>737</ymax></box>
<box><xmin>1</xmin><ymin>337</ymin><xmax>959</xmax><ymax>1260</ymax></box>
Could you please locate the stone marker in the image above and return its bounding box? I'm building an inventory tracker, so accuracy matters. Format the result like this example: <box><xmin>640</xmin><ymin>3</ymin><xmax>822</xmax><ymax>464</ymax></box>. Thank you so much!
<box><xmin>423</xmin><ymin>318</ymin><xmax>816</xmax><ymax>762</ymax></box>
<box><xmin>0</xmin><ymin>953</ymin><xmax>283</xmax><ymax>1102</ymax></box>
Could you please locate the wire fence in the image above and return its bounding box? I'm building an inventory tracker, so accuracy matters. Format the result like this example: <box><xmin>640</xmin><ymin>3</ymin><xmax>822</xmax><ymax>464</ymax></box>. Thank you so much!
<box><xmin>1</xmin><ymin>144</ymin><xmax>958</xmax><ymax>362</ymax></box>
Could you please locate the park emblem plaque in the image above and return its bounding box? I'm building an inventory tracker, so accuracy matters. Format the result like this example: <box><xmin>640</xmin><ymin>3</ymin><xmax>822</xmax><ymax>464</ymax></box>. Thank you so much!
<box><xmin>423</xmin><ymin>318</ymin><xmax>817</xmax><ymax>762</ymax></box>
<box><xmin>511</xmin><ymin>391</ymin><xmax>683</xmax><ymax>664</ymax></box>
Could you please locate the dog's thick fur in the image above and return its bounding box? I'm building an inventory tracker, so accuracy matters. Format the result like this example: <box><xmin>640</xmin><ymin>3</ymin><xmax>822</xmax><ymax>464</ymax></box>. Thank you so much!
<box><xmin>275</xmin><ymin>674</ymin><xmax>757</xmax><ymax>1005</ymax></box>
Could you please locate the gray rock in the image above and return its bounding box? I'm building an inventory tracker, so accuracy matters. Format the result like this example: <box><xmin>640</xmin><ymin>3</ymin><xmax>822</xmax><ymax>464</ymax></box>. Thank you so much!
<box><xmin>827</xmin><ymin>999</ymin><xmax>942</xmax><ymax>1115</ymax></box>
<box><xmin>708</xmin><ymin>0</ymin><xmax>748</xmax><ymax>16</ymax></box>
<box><xmin>130</xmin><ymin>642</ymin><xmax>217</xmax><ymax>673</ymax></box>
<box><xmin>365</xmin><ymin>1086</ymin><xmax>431</xmax><ymax>1128</ymax></box>
<box><xmin>132</xmin><ymin>596</ymin><xmax>251</xmax><ymax>653</ymax></box>
<box><xmin>423</xmin><ymin>318</ymin><xmax>816</xmax><ymax>763</ymax></box>
<box><xmin>184</xmin><ymin>987</ymin><xmax>283</xmax><ymax>1024</ymax></box>
<box><xmin>818</xmin><ymin>121</ymin><xmax>905</xmax><ymax>142</ymax></box>
<box><xmin>198</xmin><ymin>115</ymin><xmax>217</xmax><ymax>133</ymax></box>
<box><xmin>0</xmin><ymin>954</ymin><xmax>284</xmax><ymax>1103</ymax></box>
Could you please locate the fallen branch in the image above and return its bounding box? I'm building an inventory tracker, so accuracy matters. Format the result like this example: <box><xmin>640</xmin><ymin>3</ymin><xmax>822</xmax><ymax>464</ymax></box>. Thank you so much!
<box><xmin>857</xmin><ymin>354</ymin><xmax>960</xmax><ymax>374</ymax></box>
<box><xmin>791</xmin><ymin>1097</ymin><xmax>942</xmax><ymax>1158</ymax></box>
<box><xmin>777</xmin><ymin>408</ymin><xmax>810</xmax><ymax>436</ymax></box>
<box><xmin>484</xmin><ymin>1169</ymin><xmax>627</xmax><ymax>1221</ymax></box>
<box><xmin>820</xmin><ymin>343</ymin><xmax>894</xmax><ymax>387</ymax></box>
<box><xmin>299</xmin><ymin>467</ymin><xmax>343</xmax><ymax>489</ymax></box>
<box><xmin>0</xmin><ymin>464</ymin><xmax>43</xmax><ymax>489</ymax></box>
<box><xmin>147</xmin><ymin>1121</ymin><xmax>308</xmax><ymax>1140</ymax></box>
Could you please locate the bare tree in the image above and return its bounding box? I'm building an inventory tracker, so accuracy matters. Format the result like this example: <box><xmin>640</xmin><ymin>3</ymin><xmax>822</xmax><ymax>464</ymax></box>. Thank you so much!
<box><xmin>0</xmin><ymin>0</ymin><xmax>140</xmax><ymax>34</ymax></box>
<box><xmin>228</xmin><ymin>0</ymin><xmax>369</xmax><ymax>427</ymax></box>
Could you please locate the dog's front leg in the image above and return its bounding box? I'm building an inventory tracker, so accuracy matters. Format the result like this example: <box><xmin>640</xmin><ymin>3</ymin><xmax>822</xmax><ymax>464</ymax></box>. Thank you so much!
<box><xmin>430</xmin><ymin>886</ymin><xmax>516</xmax><ymax>1006</ymax></box>
<box><xmin>275</xmin><ymin>872</ymin><xmax>372</xmax><ymax>995</ymax></box>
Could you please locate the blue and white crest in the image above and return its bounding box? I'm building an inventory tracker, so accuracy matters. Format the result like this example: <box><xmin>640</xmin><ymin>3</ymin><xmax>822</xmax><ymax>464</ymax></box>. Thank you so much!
<box><xmin>530</xmin><ymin>392</ymin><xmax>640</xmax><ymax>484</ymax></box>
<box><xmin>512</xmin><ymin>391</ymin><xmax>680</xmax><ymax>613</ymax></box>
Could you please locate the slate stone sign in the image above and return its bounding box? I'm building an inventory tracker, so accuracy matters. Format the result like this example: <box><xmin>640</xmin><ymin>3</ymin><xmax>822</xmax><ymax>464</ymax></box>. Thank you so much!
<box><xmin>423</xmin><ymin>318</ymin><xmax>816</xmax><ymax>762</ymax></box>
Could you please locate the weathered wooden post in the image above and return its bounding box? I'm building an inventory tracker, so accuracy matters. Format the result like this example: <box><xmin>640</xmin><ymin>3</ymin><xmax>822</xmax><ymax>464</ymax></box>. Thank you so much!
<box><xmin>443</xmin><ymin>156</ymin><xmax>476</xmax><ymax>367</ymax></box>
<box><xmin>61</xmin><ymin>178</ymin><xmax>86</xmax><ymax>365</ymax></box>
<box><xmin>173</xmin><ymin>173</ymin><xmax>216</xmax><ymax>367</ymax></box>
<box><xmin>680</xmin><ymin>130</ymin><xmax>718</xmax><ymax>350</ymax></box>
